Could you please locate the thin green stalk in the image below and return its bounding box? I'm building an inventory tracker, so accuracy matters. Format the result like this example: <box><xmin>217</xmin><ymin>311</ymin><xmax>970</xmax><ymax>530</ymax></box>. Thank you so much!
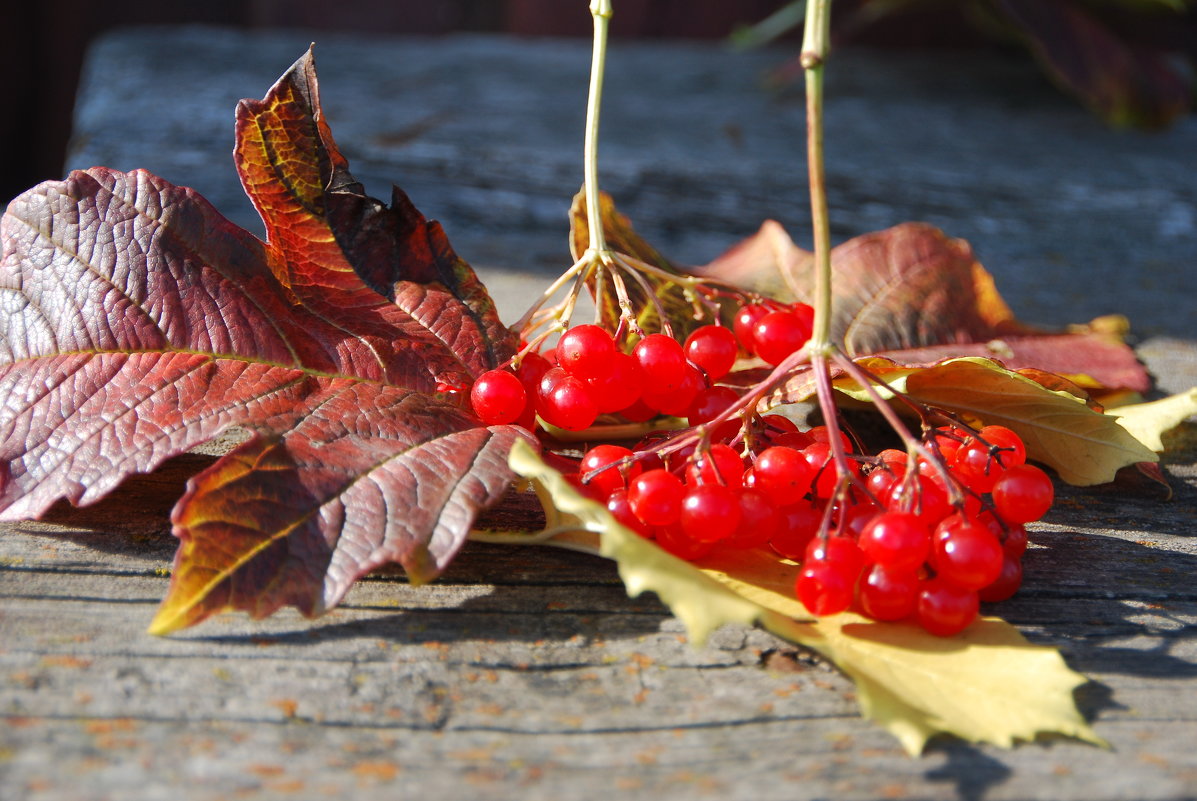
<box><xmin>802</xmin><ymin>0</ymin><xmax>833</xmax><ymax>350</ymax></box>
<box><xmin>584</xmin><ymin>0</ymin><xmax>613</xmax><ymax>257</ymax></box>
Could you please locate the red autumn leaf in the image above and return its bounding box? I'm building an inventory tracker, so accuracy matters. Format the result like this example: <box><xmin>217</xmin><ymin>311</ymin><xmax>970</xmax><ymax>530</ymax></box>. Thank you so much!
<box><xmin>0</xmin><ymin>49</ymin><xmax>529</xmax><ymax>633</ymax></box>
<box><xmin>691</xmin><ymin>220</ymin><xmax>1150</xmax><ymax>394</ymax></box>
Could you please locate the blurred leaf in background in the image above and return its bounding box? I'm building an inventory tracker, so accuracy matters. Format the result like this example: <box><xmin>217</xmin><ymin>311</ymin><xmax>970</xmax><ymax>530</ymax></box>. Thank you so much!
<box><xmin>734</xmin><ymin>0</ymin><xmax>1196</xmax><ymax>128</ymax></box>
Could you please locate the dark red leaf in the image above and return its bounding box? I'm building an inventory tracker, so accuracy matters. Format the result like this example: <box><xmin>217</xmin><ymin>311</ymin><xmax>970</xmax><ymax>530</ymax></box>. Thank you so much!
<box><xmin>0</xmin><ymin>49</ymin><xmax>527</xmax><ymax>631</ymax></box>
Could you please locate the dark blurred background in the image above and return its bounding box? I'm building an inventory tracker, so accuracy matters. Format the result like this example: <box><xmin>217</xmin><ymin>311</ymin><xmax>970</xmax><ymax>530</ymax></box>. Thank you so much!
<box><xmin>2</xmin><ymin>0</ymin><xmax>1193</xmax><ymax>207</ymax></box>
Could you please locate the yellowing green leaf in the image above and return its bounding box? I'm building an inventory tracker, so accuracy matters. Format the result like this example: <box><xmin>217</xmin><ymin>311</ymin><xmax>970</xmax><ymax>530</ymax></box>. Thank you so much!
<box><xmin>828</xmin><ymin>357</ymin><xmax>1157</xmax><ymax>485</ymax></box>
<box><xmin>1108</xmin><ymin>387</ymin><xmax>1197</xmax><ymax>452</ymax></box>
<box><xmin>508</xmin><ymin>440</ymin><xmax>1105</xmax><ymax>756</ymax></box>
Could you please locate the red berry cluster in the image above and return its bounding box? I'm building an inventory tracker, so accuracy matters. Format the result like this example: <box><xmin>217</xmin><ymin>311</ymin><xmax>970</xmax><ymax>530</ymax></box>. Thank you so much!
<box><xmin>469</xmin><ymin>309</ymin><xmax>1049</xmax><ymax>638</ymax></box>
<box><xmin>570</xmin><ymin>421</ymin><xmax>1049</xmax><ymax>637</ymax></box>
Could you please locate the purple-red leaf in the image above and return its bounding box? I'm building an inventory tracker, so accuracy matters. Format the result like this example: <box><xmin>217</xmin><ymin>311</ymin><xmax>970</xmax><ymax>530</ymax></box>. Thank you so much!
<box><xmin>0</xmin><ymin>49</ymin><xmax>526</xmax><ymax>632</ymax></box>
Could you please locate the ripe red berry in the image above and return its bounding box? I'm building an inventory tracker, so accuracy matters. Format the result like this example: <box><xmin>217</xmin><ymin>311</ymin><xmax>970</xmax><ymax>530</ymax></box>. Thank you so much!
<box><xmin>607</xmin><ymin>488</ymin><xmax>651</xmax><ymax>537</ymax></box>
<box><xmin>642</xmin><ymin>364</ymin><xmax>704</xmax><ymax>416</ymax></box>
<box><xmin>733</xmin><ymin>303</ymin><xmax>772</xmax><ymax>355</ymax></box>
<box><xmin>754</xmin><ymin>446</ymin><xmax>816</xmax><ymax>506</ymax></box>
<box><xmin>858</xmin><ymin>563</ymin><xmax>920</xmax><ymax>622</ymax></box>
<box><xmin>628</xmin><ymin>469</ymin><xmax>685</xmax><ymax>527</ymax></box>
<box><xmin>724</xmin><ymin>488</ymin><xmax>779</xmax><ymax>549</ymax></box>
<box><xmin>680</xmin><ymin>484</ymin><xmax>742</xmax><ymax>542</ymax></box>
<box><xmin>581</xmin><ymin>444</ymin><xmax>641</xmax><ymax>498</ymax></box>
<box><xmin>632</xmin><ymin>333</ymin><xmax>688</xmax><ymax>392</ymax></box>
<box><xmin>858</xmin><ymin>511</ymin><xmax>931</xmax><ymax>572</ymax></box>
<box><xmin>537</xmin><ymin>370</ymin><xmax>598</xmax><ymax>431</ymax></box>
<box><xmin>796</xmin><ymin>558</ymin><xmax>857</xmax><ymax>616</ymax></box>
<box><xmin>684</xmin><ymin>325</ymin><xmax>739</xmax><ymax>380</ymax></box>
<box><xmin>977</xmin><ymin>555</ymin><xmax>1023</xmax><ymax>602</ymax></box>
<box><xmin>556</xmin><ymin>324</ymin><xmax>617</xmax><ymax>380</ymax></box>
<box><xmin>752</xmin><ymin>308</ymin><xmax>813</xmax><ymax>367</ymax></box>
<box><xmin>686</xmin><ymin>443</ymin><xmax>745</xmax><ymax>488</ymax></box>
<box><xmin>917</xmin><ymin>578</ymin><xmax>979</xmax><ymax>636</ymax></box>
<box><xmin>654</xmin><ymin>522</ymin><xmax>717</xmax><ymax>561</ymax></box>
<box><xmin>769</xmin><ymin>502</ymin><xmax>822</xmax><ymax>560</ymax></box>
<box><xmin>931</xmin><ymin>517</ymin><xmax>1004</xmax><ymax>590</ymax></box>
<box><xmin>992</xmin><ymin>464</ymin><xmax>1054</xmax><ymax>523</ymax></box>
<box><xmin>470</xmin><ymin>369</ymin><xmax>527</xmax><ymax>425</ymax></box>
<box><xmin>585</xmin><ymin>351</ymin><xmax>644</xmax><ymax>413</ymax></box>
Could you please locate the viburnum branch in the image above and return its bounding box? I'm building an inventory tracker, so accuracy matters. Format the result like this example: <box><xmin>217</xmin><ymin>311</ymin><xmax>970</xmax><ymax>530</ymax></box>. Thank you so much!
<box><xmin>584</xmin><ymin>0</ymin><xmax>614</xmax><ymax>258</ymax></box>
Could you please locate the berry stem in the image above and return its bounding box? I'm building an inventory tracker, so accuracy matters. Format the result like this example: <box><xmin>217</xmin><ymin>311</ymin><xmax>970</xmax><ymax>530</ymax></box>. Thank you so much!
<box><xmin>802</xmin><ymin>0</ymin><xmax>833</xmax><ymax>352</ymax></box>
<box><xmin>584</xmin><ymin>0</ymin><xmax>613</xmax><ymax>259</ymax></box>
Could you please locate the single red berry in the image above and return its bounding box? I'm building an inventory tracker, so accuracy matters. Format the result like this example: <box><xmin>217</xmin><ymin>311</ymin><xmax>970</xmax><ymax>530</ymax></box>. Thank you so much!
<box><xmin>769</xmin><ymin>502</ymin><xmax>822</xmax><ymax>560</ymax></box>
<box><xmin>470</xmin><ymin>369</ymin><xmax>527</xmax><ymax>425</ymax></box>
<box><xmin>917</xmin><ymin>578</ymin><xmax>980</xmax><ymax>637</ymax></box>
<box><xmin>752</xmin><ymin>308</ymin><xmax>813</xmax><ymax>366</ymax></box>
<box><xmin>556</xmin><ymin>324</ymin><xmax>617</xmax><ymax>380</ymax></box>
<box><xmin>805</xmin><ymin>535</ymin><xmax>866</xmax><ymax>580</ymax></box>
<box><xmin>754</xmin><ymin>446</ymin><xmax>816</xmax><ymax>506</ymax></box>
<box><xmin>680</xmin><ymin>484</ymin><xmax>742</xmax><ymax>542</ymax></box>
<box><xmin>724</xmin><ymin>488</ymin><xmax>779</xmax><ymax>549</ymax></box>
<box><xmin>686</xmin><ymin>443</ymin><xmax>745</xmax><ymax>488</ymax></box>
<box><xmin>607</xmin><ymin>488</ymin><xmax>652</xmax><ymax>537</ymax></box>
<box><xmin>858</xmin><ymin>563</ymin><xmax>920</xmax><ymax>622</ymax></box>
<box><xmin>992</xmin><ymin>464</ymin><xmax>1054</xmax><ymax>523</ymax></box>
<box><xmin>581</xmin><ymin>444</ymin><xmax>640</xmax><ymax>498</ymax></box>
<box><xmin>978</xmin><ymin>425</ymin><xmax>1027</xmax><ymax>468</ymax></box>
<box><xmin>538</xmin><ymin>370</ymin><xmax>598</xmax><ymax>431</ymax></box>
<box><xmin>654</xmin><ymin>522</ymin><xmax>717</xmax><ymax>561</ymax></box>
<box><xmin>686</xmin><ymin>386</ymin><xmax>740</xmax><ymax>429</ymax></box>
<box><xmin>617</xmin><ymin>397</ymin><xmax>657</xmax><ymax>423</ymax></box>
<box><xmin>858</xmin><ymin>511</ymin><xmax>931</xmax><ymax>572</ymax></box>
<box><xmin>515</xmin><ymin>352</ymin><xmax>552</xmax><ymax>393</ymax></box>
<box><xmin>585</xmin><ymin>351</ymin><xmax>644</xmax><ymax>413</ymax></box>
<box><xmin>977</xmin><ymin>555</ymin><xmax>1023</xmax><ymax>602</ymax></box>
<box><xmin>628</xmin><ymin>469</ymin><xmax>685</xmax><ymax>527</ymax></box>
<box><xmin>642</xmin><ymin>364</ymin><xmax>704</xmax><ymax>416</ymax></box>
<box><xmin>932</xmin><ymin>517</ymin><xmax>1004</xmax><ymax>590</ymax></box>
<box><xmin>760</xmin><ymin>414</ymin><xmax>799</xmax><ymax>434</ymax></box>
<box><xmin>684</xmin><ymin>325</ymin><xmax>739</xmax><ymax>380</ymax></box>
<box><xmin>796</xmin><ymin>558</ymin><xmax>857</xmax><ymax>616</ymax></box>
<box><xmin>1001</xmin><ymin>523</ymin><xmax>1028</xmax><ymax>558</ymax></box>
<box><xmin>733</xmin><ymin>303</ymin><xmax>772</xmax><ymax>354</ymax></box>
<box><xmin>632</xmin><ymin>333</ymin><xmax>688</xmax><ymax>392</ymax></box>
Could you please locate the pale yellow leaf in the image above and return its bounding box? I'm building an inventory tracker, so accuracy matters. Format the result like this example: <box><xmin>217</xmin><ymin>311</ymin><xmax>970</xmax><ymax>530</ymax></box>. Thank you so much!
<box><xmin>508</xmin><ymin>439</ymin><xmax>1105</xmax><ymax>756</ymax></box>
<box><xmin>1108</xmin><ymin>387</ymin><xmax>1197</xmax><ymax>452</ymax></box>
<box><xmin>830</xmin><ymin>357</ymin><xmax>1157</xmax><ymax>485</ymax></box>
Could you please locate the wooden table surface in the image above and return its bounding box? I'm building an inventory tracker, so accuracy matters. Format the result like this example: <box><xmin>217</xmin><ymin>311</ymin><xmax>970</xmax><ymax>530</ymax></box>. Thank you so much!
<box><xmin>3</xmin><ymin>25</ymin><xmax>1197</xmax><ymax>801</ymax></box>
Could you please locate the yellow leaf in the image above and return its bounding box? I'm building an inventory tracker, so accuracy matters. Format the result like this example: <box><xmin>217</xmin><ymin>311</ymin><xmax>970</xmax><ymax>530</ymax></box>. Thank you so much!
<box><xmin>830</xmin><ymin>357</ymin><xmax>1157</xmax><ymax>485</ymax></box>
<box><xmin>509</xmin><ymin>440</ymin><xmax>1105</xmax><ymax>756</ymax></box>
<box><xmin>1108</xmin><ymin>387</ymin><xmax>1197</xmax><ymax>452</ymax></box>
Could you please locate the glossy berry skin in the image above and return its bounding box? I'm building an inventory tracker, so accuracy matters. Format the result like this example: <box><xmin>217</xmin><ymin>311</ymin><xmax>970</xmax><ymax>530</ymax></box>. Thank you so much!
<box><xmin>538</xmin><ymin>370</ymin><xmax>598</xmax><ymax>431</ymax></box>
<box><xmin>556</xmin><ymin>324</ymin><xmax>617</xmax><ymax>379</ymax></box>
<box><xmin>684</xmin><ymin>325</ymin><xmax>739</xmax><ymax>380</ymax></box>
<box><xmin>992</xmin><ymin>464</ymin><xmax>1054</xmax><ymax>523</ymax></box>
<box><xmin>754</xmin><ymin>446</ymin><xmax>816</xmax><ymax>506</ymax></box>
<box><xmin>733</xmin><ymin>303</ymin><xmax>772</xmax><ymax>354</ymax></box>
<box><xmin>585</xmin><ymin>351</ymin><xmax>644</xmax><ymax>413</ymax></box>
<box><xmin>805</xmin><ymin>535</ymin><xmax>866</xmax><ymax>581</ymax></box>
<box><xmin>470</xmin><ymin>369</ymin><xmax>527</xmax><ymax>425</ymax></box>
<box><xmin>977</xmin><ymin>556</ymin><xmax>1023</xmax><ymax>602</ymax></box>
<box><xmin>724</xmin><ymin>489</ymin><xmax>779</xmax><ymax>549</ymax></box>
<box><xmin>859</xmin><ymin>563</ymin><xmax>920</xmax><ymax>622</ymax></box>
<box><xmin>581</xmin><ymin>444</ymin><xmax>640</xmax><ymax>498</ymax></box>
<box><xmin>932</xmin><ymin>518</ymin><xmax>1004</xmax><ymax>590</ymax></box>
<box><xmin>680</xmin><ymin>484</ymin><xmax>742</xmax><ymax>542</ymax></box>
<box><xmin>917</xmin><ymin>578</ymin><xmax>979</xmax><ymax>637</ymax></box>
<box><xmin>752</xmin><ymin>308</ymin><xmax>813</xmax><ymax>367</ymax></box>
<box><xmin>632</xmin><ymin>334</ymin><xmax>688</xmax><ymax>392</ymax></box>
<box><xmin>796</xmin><ymin>558</ymin><xmax>856</xmax><ymax>616</ymax></box>
<box><xmin>768</xmin><ymin>503</ymin><xmax>822</xmax><ymax>560</ymax></box>
<box><xmin>686</xmin><ymin>386</ymin><xmax>740</xmax><ymax>430</ymax></box>
<box><xmin>655</xmin><ymin>522</ymin><xmax>717</xmax><ymax>561</ymax></box>
<box><xmin>628</xmin><ymin>469</ymin><xmax>685</xmax><ymax>527</ymax></box>
<box><xmin>642</xmin><ymin>365</ymin><xmax>704</xmax><ymax>416</ymax></box>
<box><xmin>686</xmin><ymin>443</ymin><xmax>744</xmax><ymax>488</ymax></box>
<box><xmin>858</xmin><ymin>511</ymin><xmax>931</xmax><ymax>572</ymax></box>
<box><xmin>607</xmin><ymin>488</ymin><xmax>651</xmax><ymax>537</ymax></box>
